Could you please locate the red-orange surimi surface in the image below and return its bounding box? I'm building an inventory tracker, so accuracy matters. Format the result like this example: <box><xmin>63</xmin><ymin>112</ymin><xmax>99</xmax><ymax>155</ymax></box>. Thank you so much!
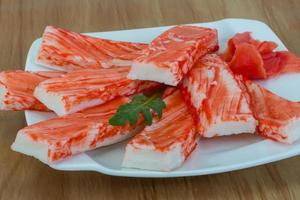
<box><xmin>245</xmin><ymin>81</ymin><xmax>300</xmax><ymax>143</ymax></box>
<box><xmin>12</xmin><ymin>97</ymin><xmax>141</xmax><ymax>163</ymax></box>
<box><xmin>34</xmin><ymin>67</ymin><xmax>160</xmax><ymax>115</ymax></box>
<box><xmin>0</xmin><ymin>70</ymin><xmax>64</xmax><ymax>111</ymax></box>
<box><xmin>36</xmin><ymin>26</ymin><xmax>148</xmax><ymax>71</ymax></box>
<box><xmin>128</xmin><ymin>25</ymin><xmax>218</xmax><ymax>86</ymax></box>
<box><xmin>131</xmin><ymin>90</ymin><xmax>196</xmax><ymax>152</ymax></box>
<box><xmin>182</xmin><ymin>54</ymin><xmax>256</xmax><ymax>137</ymax></box>
<box><xmin>122</xmin><ymin>89</ymin><xmax>197</xmax><ymax>171</ymax></box>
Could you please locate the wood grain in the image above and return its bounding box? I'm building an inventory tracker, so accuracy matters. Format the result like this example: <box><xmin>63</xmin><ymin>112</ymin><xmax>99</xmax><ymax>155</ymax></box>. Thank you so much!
<box><xmin>0</xmin><ymin>0</ymin><xmax>299</xmax><ymax>199</ymax></box>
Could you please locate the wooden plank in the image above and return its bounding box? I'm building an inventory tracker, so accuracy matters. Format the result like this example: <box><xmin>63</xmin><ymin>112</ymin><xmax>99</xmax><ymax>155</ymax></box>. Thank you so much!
<box><xmin>0</xmin><ymin>0</ymin><xmax>299</xmax><ymax>199</ymax></box>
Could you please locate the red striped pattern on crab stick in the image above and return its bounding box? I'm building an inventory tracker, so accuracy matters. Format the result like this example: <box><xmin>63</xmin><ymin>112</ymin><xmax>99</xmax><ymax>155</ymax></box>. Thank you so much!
<box><xmin>122</xmin><ymin>89</ymin><xmax>197</xmax><ymax>171</ymax></box>
<box><xmin>11</xmin><ymin>97</ymin><xmax>143</xmax><ymax>164</ymax></box>
<box><xmin>0</xmin><ymin>70</ymin><xmax>64</xmax><ymax>111</ymax></box>
<box><xmin>127</xmin><ymin>25</ymin><xmax>219</xmax><ymax>86</ymax></box>
<box><xmin>36</xmin><ymin>26</ymin><xmax>148</xmax><ymax>71</ymax></box>
<box><xmin>244</xmin><ymin>80</ymin><xmax>300</xmax><ymax>144</ymax></box>
<box><xmin>181</xmin><ymin>54</ymin><xmax>256</xmax><ymax>137</ymax></box>
<box><xmin>34</xmin><ymin>67</ymin><xmax>161</xmax><ymax>116</ymax></box>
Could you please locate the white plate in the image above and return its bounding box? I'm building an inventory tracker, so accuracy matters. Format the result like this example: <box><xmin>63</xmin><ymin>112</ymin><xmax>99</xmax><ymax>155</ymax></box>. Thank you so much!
<box><xmin>25</xmin><ymin>18</ymin><xmax>300</xmax><ymax>177</ymax></box>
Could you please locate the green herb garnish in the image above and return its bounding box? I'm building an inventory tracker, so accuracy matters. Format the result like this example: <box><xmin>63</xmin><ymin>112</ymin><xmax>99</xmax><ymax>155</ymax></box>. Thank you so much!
<box><xmin>109</xmin><ymin>94</ymin><xmax>166</xmax><ymax>126</ymax></box>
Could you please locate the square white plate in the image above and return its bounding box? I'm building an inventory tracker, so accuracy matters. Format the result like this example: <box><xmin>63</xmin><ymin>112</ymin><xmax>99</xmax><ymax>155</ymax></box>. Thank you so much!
<box><xmin>25</xmin><ymin>18</ymin><xmax>300</xmax><ymax>177</ymax></box>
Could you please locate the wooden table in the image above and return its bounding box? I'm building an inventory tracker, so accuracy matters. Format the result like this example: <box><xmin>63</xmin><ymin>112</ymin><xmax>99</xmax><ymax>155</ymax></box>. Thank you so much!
<box><xmin>0</xmin><ymin>0</ymin><xmax>299</xmax><ymax>199</ymax></box>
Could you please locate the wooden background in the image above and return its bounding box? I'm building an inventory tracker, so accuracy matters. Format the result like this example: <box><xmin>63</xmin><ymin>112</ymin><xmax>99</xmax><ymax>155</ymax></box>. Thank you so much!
<box><xmin>0</xmin><ymin>0</ymin><xmax>299</xmax><ymax>199</ymax></box>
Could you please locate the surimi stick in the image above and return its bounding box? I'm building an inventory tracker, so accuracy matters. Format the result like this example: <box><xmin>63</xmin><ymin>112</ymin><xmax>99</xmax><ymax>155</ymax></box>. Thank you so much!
<box><xmin>181</xmin><ymin>54</ymin><xmax>256</xmax><ymax>137</ymax></box>
<box><xmin>34</xmin><ymin>67</ymin><xmax>160</xmax><ymax>116</ymax></box>
<box><xmin>36</xmin><ymin>26</ymin><xmax>147</xmax><ymax>71</ymax></box>
<box><xmin>0</xmin><ymin>70</ymin><xmax>64</xmax><ymax>111</ymax></box>
<box><xmin>127</xmin><ymin>25</ymin><xmax>218</xmax><ymax>86</ymax></box>
<box><xmin>122</xmin><ymin>89</ymin><xmax>197</xmax><ymax>171</ymax></box>
<box><xmin>11</xmin><ymin>97</ymin><xmax>143</xmax><ymax>164</ymax></box>
<box><xmin>245</xmin><ymin>81</ymin><xmax>300</xmax><ymax>144</ymax></box>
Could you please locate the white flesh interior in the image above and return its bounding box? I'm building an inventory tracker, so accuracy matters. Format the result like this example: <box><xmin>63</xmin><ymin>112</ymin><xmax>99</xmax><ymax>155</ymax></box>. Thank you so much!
<box><xmin>204</xmin><ymin>119</ymin><xmax>257</xmax><ymax>138</ymax></box>
<box><xmin>34</xmin><ymin>86</ymin><xmax>106</xmax><ymax>116</ymax></box>
<box><xmin>34</xmin><ymin>86</ymin><xmax>67</xmax><ymax>115</ymax></box>
<box><xmin>128</xmin><ymin>62</ymin><xmax>178</xmax><ymax>86</ymax></box>
<box><xmin>11</xmin><ymin>125</ymin><xmax>142</xmax><ymax>164</ymax></box>
<box><xmin>122</xmin><ymin>144</ymin><xmax>184</xmax><ymax>171</ymax></box>
<box><xmin>11</xmin><ymin>131</ymin><xmax>49</xmax><ymax>164</ymax></box>
<box><xmin>281</xmin><ymin>118</ymin><xmax>300</xmax><ymax>144</ymax></box>
<box><xmin>0</xmin><ymin>84</ymin><xmax>7</xmax><ymax>109</ymax></box>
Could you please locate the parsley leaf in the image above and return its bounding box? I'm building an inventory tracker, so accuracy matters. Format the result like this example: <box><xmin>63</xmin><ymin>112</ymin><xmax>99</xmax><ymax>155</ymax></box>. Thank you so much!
<box><xmin>109</xmin><ymin>94</ymin><xmax>166</xmax><ymax>126</ymax></box>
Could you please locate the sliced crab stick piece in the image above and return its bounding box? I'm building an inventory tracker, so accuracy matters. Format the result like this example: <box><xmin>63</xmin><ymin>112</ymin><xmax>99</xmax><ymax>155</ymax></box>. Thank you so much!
<box><xmin>127</xmin><ymin>25</ymin><xmax>219</xmax><ymax>86</ymax></box>
<box><xmin>34</xmin><ymin>67</ymin><xmax>160</xmax><ymax>116</ymax></box>
<box><xmin>122</xmin><ymin>89</ymin><xmax>197</xmax><ymax>171</ymax></box>
<box><xmin>181</xmin><ymin>54</ymin><xmax>256</xmax><ymax>137</ymax></box>
<box><xmin>245</xmin><ymin>81</ymin><xmax>300</xmax><ymax>143</ymax></box>
<box><xmin>0</xmin><ymin>70</ymin><xmax>64</xmax><ymax>111</ymax></box>
<box><xmin>36</xmin><ymin>26</ymin><xmax>148</xmax><ymax>71</ymax></box>
<box><xmin>11</xmin><ymin>97</ymin><xmax>142</xmax><ymax>164</ymax></box>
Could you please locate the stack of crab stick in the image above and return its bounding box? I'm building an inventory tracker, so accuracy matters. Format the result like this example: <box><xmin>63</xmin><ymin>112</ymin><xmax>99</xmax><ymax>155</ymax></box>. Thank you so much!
<box><xmin>0</xmin><ymin>24</ymin><xmax>299</xmax><ymax>171</ymax></box>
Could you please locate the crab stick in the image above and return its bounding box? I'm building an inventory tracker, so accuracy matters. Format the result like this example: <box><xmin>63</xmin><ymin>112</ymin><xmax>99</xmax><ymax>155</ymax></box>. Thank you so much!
<box><xmin>36</xmin><ymin>26</ymin><xmax>148</xmax><ymax>71</ymax></box>
<box><xmin>127</xmin><ymin>25</ymin><xmax>218</xmax><ymax>86</ymax></box>
<box><xmin>34</xmin><ymin>67</ymin><xmax>160</xmax><ymax>116</ymax></box>
<box><xmin>181</xmin><ymin>54</ymin><xmax>256</xmax><ymax>137</ymax></box>
<box><xmin>245</xmin><ymin>81</ymin><xmax>300</xmax><ymax>143</ymax></box>
<box><xmin>0</xmin><ymin>70</ymin><xmax>64</xmax><ymax>111</ymax></box>
<box><xmin>122</xmin><ymin>89</ymin><xmax>197</xmax><ymax>171</ymax></box>
<box><xmin>11</xmin><ymin>97</ymin><xmax>142</xmax><ymax>164</ymax></box>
